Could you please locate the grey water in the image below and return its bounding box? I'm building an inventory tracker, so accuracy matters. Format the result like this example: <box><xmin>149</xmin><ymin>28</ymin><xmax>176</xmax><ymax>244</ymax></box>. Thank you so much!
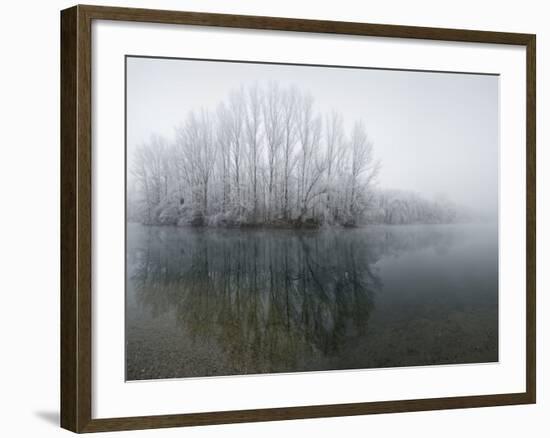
<box><xmin>125</xmin><ymin>223</ymin><xmax>498</xmax><ymax>381</ymax></box>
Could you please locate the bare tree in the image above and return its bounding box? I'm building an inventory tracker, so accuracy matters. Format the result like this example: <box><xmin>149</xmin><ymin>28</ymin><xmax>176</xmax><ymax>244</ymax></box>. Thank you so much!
<box><xmin>244</xmin><ymin>84</ymin><xmax>263</xmax><ymax>221</ymax></box>
<box><xmin>281</xmin><ymin>86</ymin><xmax>298</xmax><ymax>220</ymax></box>
<box><xmin>324</xmin><ymin>111</ymin><xmax>345</xmax><ymax>222</ymax></box>
<box><xmin>296</xmin><ymin>93</ymin><xmax>324</xmax><ymax>222</ymax></box>
<box><xmin>347</xmin><ymin>120</ymin><xmax>379</xmax><ymax>222</ymax></box>
<box><xmin>131</xmin><ymin>135</ymin><xmax>169</xmax><ymax>223</ymax></box>
<box><xmin>262</xmin><ymin>82</ymin><xmax>284</xmax><ymax>220</ymax></box>
<box><xmin>131</xmin><ymin>143</ymin><xmax>153</xmax><ymax>223</ymax></box>
<box><xmin>228</xmin><ymin>88</ymin><xmax>246</xmax><ymax>215</ymax></box>
<box><xmin>216</xmin><ymin>103</ymin><xmax>232</xmax><ymax>213</ymax></box>
<box><xmin>176</xmin><ymin>110</ymin><xmax>216</xmax><ymax>216</ymax></box>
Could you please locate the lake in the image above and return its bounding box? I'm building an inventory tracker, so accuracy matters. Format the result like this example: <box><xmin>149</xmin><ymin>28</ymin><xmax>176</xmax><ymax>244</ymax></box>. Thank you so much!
<box><xmin>126</xmin><ymin>223</ymin><xmax>498</xmax><ymax>380</ymax></box>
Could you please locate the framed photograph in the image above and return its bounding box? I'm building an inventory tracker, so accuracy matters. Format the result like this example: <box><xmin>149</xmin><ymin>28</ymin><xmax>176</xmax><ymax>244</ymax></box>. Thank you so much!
<box><xmin>60</xmin><ymin>5</ymin><xmax>536</xmax><ymax>433</ymax></box>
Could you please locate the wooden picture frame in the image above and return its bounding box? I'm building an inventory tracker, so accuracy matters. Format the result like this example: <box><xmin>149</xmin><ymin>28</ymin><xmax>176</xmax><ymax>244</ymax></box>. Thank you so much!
<box><xmin>61</xmin><ymin>4</ymin><xmax>536</xmax><ymax>433</ymax></box>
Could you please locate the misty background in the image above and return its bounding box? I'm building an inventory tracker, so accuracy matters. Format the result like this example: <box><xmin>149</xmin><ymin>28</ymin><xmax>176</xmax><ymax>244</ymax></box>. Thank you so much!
<box><xmin>127</xmin><ymin>56</ymin><xmax>498</xmax><ymax>221</ymax></box>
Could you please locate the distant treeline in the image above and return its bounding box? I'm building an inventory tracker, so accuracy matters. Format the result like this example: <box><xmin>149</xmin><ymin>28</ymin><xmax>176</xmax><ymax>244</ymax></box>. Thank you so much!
<box><xmin>366</xmin><ymin>190</ymin><xmax>458</xmax><ymax>225</ymax></box>
<box><xmin>128</xmin><ymin>82</ymin><xmax>458</xmax><ymax>228</ymax></box>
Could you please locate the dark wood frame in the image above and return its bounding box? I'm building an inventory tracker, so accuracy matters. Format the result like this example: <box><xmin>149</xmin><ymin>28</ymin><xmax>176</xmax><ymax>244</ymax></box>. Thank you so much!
<box><xmin>61</xmin><ymin>4</ymin><xmax>536</xmax><ymax>433</ymax></box>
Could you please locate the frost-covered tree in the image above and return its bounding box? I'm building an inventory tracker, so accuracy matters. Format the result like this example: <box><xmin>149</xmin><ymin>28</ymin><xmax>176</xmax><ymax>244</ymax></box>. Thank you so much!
<box><xmin>345</xmin><ymin>121</ymin><xmax>379</xmax><ymax>225</ymax></box>
<box><xmin>262</xmin><ymin>82</ymin><xmax>284</xmax><ymax>220</ymax></box>
<box><xmin>324</xmin><ymin>111</ymin><xmax>345</xmax><ymax>222</ymax></box>
<box><xmin>244</xmin><ymin>85</ymin><xmax>263</xmax><ymax>222</ymax></box>
<box><xmin>281</xmin><ymin>86</ymin><xmax>299</xmax><ymax>220</ymax></box>
<box><xmin>295</xmin><ymin>92</ymin><xmax>324</xmax><ymax>222</ymax></box>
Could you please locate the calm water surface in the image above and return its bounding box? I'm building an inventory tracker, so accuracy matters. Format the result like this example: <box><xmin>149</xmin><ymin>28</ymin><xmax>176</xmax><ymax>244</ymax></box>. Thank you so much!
<box><xmin>126</xmin><ymin>223</ymin><xmax>498</xmax><ymax>380</ymax></box>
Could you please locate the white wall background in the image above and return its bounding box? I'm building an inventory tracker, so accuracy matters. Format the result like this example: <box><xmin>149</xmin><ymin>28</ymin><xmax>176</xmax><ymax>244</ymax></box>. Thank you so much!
<box><xmin>0</xmin><ymin>0</ymin><xmax>546</xmax><ymax>436</ymax></box>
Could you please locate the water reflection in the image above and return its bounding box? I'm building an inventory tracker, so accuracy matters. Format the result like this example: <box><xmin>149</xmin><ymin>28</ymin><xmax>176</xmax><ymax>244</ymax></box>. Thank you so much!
<box><xmin>126</xmin><ymin>224</ymin><xmax>498</xmax><ymax>380</ymax></box>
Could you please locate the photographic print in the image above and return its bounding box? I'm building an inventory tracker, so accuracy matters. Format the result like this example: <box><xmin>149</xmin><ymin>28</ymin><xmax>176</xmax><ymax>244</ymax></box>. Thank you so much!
<box><xmin>125</xmin><ymin>56</ymin><xmax>499</xmax><ymax>381</ymax></box>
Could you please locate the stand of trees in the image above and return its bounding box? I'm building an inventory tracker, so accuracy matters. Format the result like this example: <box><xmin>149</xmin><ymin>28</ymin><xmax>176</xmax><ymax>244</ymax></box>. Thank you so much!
<box><xmin>128</xmin><ymin>82</ymin><xmax>458</xmax><ymax>228</ymax></box>
<box><xmin>129</xmin><ymin>82</ymin><xmax>379</xmax><ymax>228</ymax></box>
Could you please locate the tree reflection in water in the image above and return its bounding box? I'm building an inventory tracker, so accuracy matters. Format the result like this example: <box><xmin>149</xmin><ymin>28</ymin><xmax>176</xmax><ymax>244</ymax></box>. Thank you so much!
<box><xmin>126</xmin><ymin>224</ymin><xmax>494</xmax><ymax>380</ymax></box>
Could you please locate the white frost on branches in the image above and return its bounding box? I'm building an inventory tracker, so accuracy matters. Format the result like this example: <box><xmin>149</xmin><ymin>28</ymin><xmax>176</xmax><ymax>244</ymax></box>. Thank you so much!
<box><xmin>129</xmin><ymin>82</ymin><xmax>456</xmax><ymax>228</ymax></box>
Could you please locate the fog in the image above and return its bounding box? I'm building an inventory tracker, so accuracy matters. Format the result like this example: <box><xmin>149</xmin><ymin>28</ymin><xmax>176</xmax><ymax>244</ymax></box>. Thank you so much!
<box><xmin>127</xmin><ymin>56</ymin><xmax>498</xmax><ymax>220</ymax></box>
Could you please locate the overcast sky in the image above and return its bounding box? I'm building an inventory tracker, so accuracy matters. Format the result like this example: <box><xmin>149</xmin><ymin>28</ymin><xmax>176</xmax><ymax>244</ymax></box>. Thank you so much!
<box><xmin>127</xmin><ymin>56</ymin><xmax>498</xmax><ymax>215</ymax></box>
